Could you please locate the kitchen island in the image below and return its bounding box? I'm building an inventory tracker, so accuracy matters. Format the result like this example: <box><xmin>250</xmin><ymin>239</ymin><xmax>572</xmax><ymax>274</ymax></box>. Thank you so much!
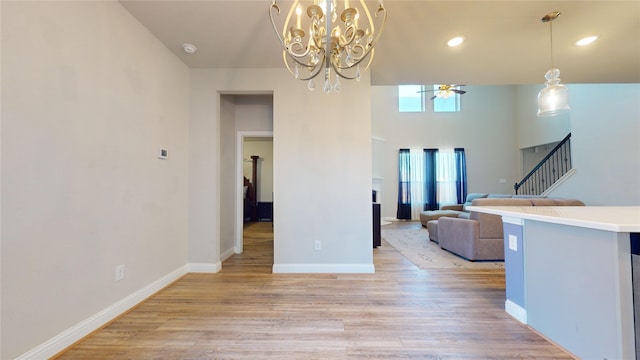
<box><xmin>466</xmin><ymin>206</ymin><xmax>640</xmax><ymax>360</ymax></box>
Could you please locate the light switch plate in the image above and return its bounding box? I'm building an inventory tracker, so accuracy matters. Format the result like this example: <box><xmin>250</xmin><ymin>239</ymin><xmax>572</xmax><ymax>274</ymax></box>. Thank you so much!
<box><xmin>508</xmin><ymin>234</ymin><xmax>518</xmax><ymax>251</ymax></box>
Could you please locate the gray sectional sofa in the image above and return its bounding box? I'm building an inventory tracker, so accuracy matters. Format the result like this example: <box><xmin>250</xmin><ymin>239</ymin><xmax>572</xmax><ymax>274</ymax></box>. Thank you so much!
<box><xmin>424</xmin><ymin>194</ymin><xmax>585</xmax><ymax>261</ymax></box>
<box><xmin>420</xmin><ymin>193</ymin><xmax>531</xmax><ymax>227</ymax></box>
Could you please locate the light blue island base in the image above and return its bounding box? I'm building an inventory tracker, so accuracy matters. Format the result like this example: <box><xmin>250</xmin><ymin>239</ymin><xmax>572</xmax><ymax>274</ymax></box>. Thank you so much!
<box><xmin>502</xmin><ymin>220</ymin><xmax>527</xmax><ymax>323</ymax></box>
<box><xmin>525</xmin><ymin>221</ymin><xmax>632</xmax><ymax>360</ymax></box>
<box><xmin>468</xmin><ymin>206</ymin><xmax>639</xmax><ymax>360</ymax></box>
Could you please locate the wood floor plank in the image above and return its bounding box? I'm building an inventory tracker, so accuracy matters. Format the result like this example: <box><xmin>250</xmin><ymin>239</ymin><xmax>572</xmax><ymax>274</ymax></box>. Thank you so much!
<box><xmin>54</xmin><ymin>221</ymin><xmax>573</xmax><ymax>359</ymax></box>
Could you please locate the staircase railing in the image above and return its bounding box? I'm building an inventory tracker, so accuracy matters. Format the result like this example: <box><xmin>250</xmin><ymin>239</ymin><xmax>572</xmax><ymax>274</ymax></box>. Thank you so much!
<box><xmin>514</xmin><ymin>133</ymin><xmax>572</xmax><ymax>195</ymax></box>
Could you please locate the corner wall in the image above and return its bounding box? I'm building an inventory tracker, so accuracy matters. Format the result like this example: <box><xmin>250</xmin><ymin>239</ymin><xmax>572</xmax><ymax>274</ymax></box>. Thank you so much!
<box><xmin>189</xmin><ymin>69</ymin><xmax>374</xmax><ymax>273</ymax></box>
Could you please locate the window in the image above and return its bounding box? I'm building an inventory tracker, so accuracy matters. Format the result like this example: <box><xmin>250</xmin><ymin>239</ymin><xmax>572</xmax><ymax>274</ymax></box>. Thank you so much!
<box><xmin>396</xmin><ymin>148</ymin><xmax>467</xmax><ymax>220</ymax></box>
<box><xmin>436</xmin><ymin>150</ymin><xmax>458</xmax><ymax>206</ymax></box>
<box><xmin>398</xmin><ymin>85</ymin><xmax>425</xmax><ymax>112</ymax></box>
<box><xmin>432</xmin><ymin>85</ymin><xmax>461</xmax><ymax>112</ymax></box>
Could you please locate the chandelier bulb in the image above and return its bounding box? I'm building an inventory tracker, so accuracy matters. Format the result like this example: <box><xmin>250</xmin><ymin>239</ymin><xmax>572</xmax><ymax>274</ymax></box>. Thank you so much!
<box><xmin>294</xmin><ymin>64</ymin><xmax>300</xmax><ymax>79</ymax></box>
<box><xmin>355</xmin><ymin>65</ymin><xmax>361</xmax><ymax>82</ymax></box>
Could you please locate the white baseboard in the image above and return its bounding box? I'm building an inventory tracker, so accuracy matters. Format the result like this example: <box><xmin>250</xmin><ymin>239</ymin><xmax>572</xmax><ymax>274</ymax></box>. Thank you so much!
<box><xmin>542</xmin><ymin>168</ymin><xmax>576</xmax><ymax>196</ymax></box>
<box><xmin>187</xmin><ymin>262</ymin><xmax>222</xmax><ymax>273</ymax></box>
<box><xmin>221</xmin><ymin>247</ymin><xmax>236</xmax><ymax>262</ymax></box>
<box><xmin>272</xmin><ymin>263</ymin><xmax>375</xmax><ymax>273</ymax></box>
<box><xmin>18</xmin><ymin>260</ymin><xmax>372</xmax><ymax>359</ymax></box>
<box><xmin>505</xmin><ymin>299</ymin><xmax>527</xmax><ymax>324</ymax></box>
<box><xmin>16</xmin><ymin>265</ymin><xmax>189</xmax><ymax>360</ymax></box>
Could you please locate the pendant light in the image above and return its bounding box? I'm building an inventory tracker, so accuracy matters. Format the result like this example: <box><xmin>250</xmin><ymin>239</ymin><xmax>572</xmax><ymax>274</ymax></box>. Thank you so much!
<box><xmin>537</xmin><ymin>11</ymin><xmax>570</xmax><ymax>117</ymax></box>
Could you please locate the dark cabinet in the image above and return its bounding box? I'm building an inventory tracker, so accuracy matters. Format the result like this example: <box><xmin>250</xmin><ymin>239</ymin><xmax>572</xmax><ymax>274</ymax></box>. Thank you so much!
<box><xmin>257</xmin><ymin>202</ymin><xmax>273</xmax><ymax>222</ymax></box>
<box><xmin>373</xmin><ymin>203</ymin><xmax>381</xmax><ymax>247</ymax></box>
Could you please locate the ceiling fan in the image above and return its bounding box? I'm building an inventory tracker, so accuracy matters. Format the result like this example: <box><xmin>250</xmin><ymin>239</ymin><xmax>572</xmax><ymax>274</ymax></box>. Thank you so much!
<box><xmin>418</xmin><ymin>84</ymin><xmax>466</xmax><ymax>100</ymax></box>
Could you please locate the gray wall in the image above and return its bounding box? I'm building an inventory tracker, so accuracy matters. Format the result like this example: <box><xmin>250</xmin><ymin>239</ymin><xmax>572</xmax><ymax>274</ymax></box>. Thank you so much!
<box><xmin>220</xmin><ymin>95</ymin><xmax>237</xmax><ymax>261</ymax></box>
<box><xmin>189</xmin><ymin>68</ymin><xmax>374</xmax><ymax>273</ymax></box>
<box><xmin>372</xmin><ymin>85</ymin><xmax>520</xmax><ymax>219</ymax></box>
<box><xmin>1</xmin><ymin>2</ymin><xmax>190</xmax><ymax>358</ymax></box>
<box><xmin>538</xmin><ymin>84</ymin><xmax>640</xmax><ymax>205</ymax></box>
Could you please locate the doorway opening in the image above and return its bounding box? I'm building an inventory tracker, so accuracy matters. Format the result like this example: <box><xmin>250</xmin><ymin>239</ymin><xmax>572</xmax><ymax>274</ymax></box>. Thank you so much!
<box><xmin>219</xmin><ymin>93</ymin><xmax>274</xmax><ymax>269</ymax></box>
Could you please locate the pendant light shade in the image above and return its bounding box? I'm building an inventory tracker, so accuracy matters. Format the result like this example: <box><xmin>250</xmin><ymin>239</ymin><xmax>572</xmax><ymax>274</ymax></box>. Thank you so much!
<box><xmin>537</xmin><ymin>68</ymin><xmax>570</xmax><ymax>117</ymax></box>
<box><xmin>537</xmin><ymin>11</ymin><xmax>570</xmax><ymax>117</ymax></box>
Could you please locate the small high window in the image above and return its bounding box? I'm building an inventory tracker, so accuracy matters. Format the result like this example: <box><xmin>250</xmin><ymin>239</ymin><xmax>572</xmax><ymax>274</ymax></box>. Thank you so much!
<box><xmin>398</xmin><ymin>85</ymin><xmax>425</xmax><ymax>112</ymax></box>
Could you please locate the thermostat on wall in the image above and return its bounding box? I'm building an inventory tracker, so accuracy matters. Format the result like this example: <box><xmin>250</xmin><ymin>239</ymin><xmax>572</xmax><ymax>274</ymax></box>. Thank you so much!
<box><xmin>158</xmin><ymin>147</ymin><xmax>168</xmax><ymax>159</ymax></box>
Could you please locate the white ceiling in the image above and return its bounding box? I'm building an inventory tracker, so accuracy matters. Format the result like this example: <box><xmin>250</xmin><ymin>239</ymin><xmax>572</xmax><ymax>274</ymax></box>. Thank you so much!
<box><xmin>119</xmin><ymin>0</ymin><xmax>640</xmax><ymax>85</ymax></box>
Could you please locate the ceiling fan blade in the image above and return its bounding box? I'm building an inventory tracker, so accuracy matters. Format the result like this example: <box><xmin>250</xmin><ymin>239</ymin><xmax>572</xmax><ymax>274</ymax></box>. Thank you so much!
<box><xmin>452</xmin><ymin>89</ymin><xmax>467</xmax><ymax>95</ymax></box>
<box><xmin>430</xmin><ymin>95</ymin><xmax>437</xmax><ymax>100</ymax></box>
<box><xmin>417</xmin><ymin>89</ymin><xmax>437</xmax><ymax>93</ymax></box>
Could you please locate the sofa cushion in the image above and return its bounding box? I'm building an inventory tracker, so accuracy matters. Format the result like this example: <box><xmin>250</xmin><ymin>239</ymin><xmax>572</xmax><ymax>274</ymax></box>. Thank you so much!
<box><xmin>470</xmin><ymin>198</ymin><xmax>534</xmax><ymax>207</ymax></box>
<box><xmin>427</xmin><ymin>220</ymin><xmax>439</xmax><ymax>243</ymax></box>
<box><xmin>438</xmin><ymin>217</ymin><xmax>504</xmax><ymax>261</ymax></box>
<box><xmin>529</xmin><ymin>198</ymin><xmax>559</xmax><ymax>206</ymax></box>
<box><xmin>469</xmin><ymin>198</ymin><xmax>534</xmax><ymax>239</ymax></box>
<box><xmin>550</xmin><ymin>199</ymin><xmax>585</xmax><ymax>206</ymax></box>
<box><xmin>419</xmin><ymin>210</ymin><xmax>463</xmax><ymax>226</ymax></box>
<box><xmin>463</xmin><ymin>193</ymin><xmax>489</xmax><ymax>211</ymax></box>
<box><xmin>487</xmin><ymin>194</ymin><xmax>513</xmax><ymax>198</ymax></box>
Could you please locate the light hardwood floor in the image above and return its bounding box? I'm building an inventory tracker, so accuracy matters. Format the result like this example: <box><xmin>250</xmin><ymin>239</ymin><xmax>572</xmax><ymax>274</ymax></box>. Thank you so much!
<box><xmin>55</xmin><ymin>221</ymin><xmax>572</xmax><ymax>359</ymax></box>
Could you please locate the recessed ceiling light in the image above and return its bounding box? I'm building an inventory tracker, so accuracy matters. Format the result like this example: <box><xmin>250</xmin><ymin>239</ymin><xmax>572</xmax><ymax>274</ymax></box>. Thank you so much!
<box><xmin>447</xmin><ymin>36</ymin><xmax>465</xmax><ymax>47</ymax></box>
<box><xmin>576</xmin><ymin>35</ymin><xmax>598</xmax><ymax>46</ymax></box>
<box><xmin>182</xmin><ymin>43</ymin><xmax>197</xmax><ymax>54</ymax></box>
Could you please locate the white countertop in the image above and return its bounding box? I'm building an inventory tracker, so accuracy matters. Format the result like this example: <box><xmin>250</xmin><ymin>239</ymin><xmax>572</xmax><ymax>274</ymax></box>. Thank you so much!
<box><xmin>465</xmin><ymin>206</ymin><xmax>640</xmax><ymax>232</ymax></box>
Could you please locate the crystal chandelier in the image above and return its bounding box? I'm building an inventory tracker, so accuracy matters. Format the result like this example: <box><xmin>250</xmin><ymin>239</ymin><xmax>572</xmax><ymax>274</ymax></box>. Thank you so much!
<box><xmin>269</xmin><ymin>0</ymin><xmax>387</xmax><ymax>93</ymax></box>
<box><xmin>537</xmin><ymin>11</ymin><xmax>570</xmax><ymax>117</ymax></box>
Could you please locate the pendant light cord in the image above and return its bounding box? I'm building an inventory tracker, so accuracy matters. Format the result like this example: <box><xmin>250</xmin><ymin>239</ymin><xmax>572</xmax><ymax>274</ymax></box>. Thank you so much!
<box><xmin>549</xmin><ymin>20</ymin><xmax>554</xmax><ymax>69</ymax></box>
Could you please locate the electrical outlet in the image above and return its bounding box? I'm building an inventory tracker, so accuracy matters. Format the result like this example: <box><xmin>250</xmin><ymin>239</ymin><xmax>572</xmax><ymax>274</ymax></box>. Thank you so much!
<box><xmin>314</xmin><ymin>240</ymin><xmax>321</xmax><ymax>251</ymax></box>
<box><xmin>115</xmin><ymin>264</ymin><xmax>125</xmax><ymax>281</ymax></box>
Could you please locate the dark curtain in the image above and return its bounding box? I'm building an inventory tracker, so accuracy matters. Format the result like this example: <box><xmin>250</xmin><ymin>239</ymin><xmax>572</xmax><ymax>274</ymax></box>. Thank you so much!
<box><xmin>454</xmin><ymin>148</ymin><xmax>468</xmax><ymax>204</ymax></box>
<box><xmin>424</xmin><ymin>148</ymin><xmax>438</xmax><ymax>210</ymax></box>
<box><xmin>396</xmin><ymin>149</ymin><xmax>412</xmax><ymax>220</ymax></box>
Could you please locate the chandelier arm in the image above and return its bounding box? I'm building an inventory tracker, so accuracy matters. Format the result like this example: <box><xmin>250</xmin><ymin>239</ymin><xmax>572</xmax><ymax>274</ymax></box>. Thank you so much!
<box><xmin>340</xmin><ymin>24</ymin><xmax>357</xmax><ymax>48</ymax></box>
<box><xmin>287</xmin><ymin>53</ymin><xmax>322</xmax><ymax>72</ymax></box>
<box><xmin>332</xmin><ymin>62</ymin><xmax>355</xmax><ymax>80</ymax></box>
<box><xmin>268</xmin><ymin>2</ymin><xmax>285</xmax><ymax>46</ymax></box>
<box><xmin>335</xmin><ymin>46</ymin><xmax>374</xmax><ymax>72</ymax></box>
<box><xmin>355</xmin><ymin>1</ymin><xmax>388</xmax><ymax>48</ymax></box>
<box><xmin>283</xmin><ymin>51</ymin><xmax>325</xmax><ymax>81</ymax></box>
<box><xmin>332</xmin><ymin>48</ymin><xmax>374</xmax><ymax>80</ymax></box>
<box><xmin>286</xmin><ymin>41</ymin><xmax>312</xmax><ymax>59</ymax></box>
<box><xmin>367</xmin><ymin>6</ymin><xmax>388</xmax><ymax>49</ymax></box>
<box><xmin>299</xmin><ymin>57</ymin><xmax>326</xmax><ymax>81</ymax></box>
<box><xmin>338</xmin><ymin>42</ymin><xmax>366</xmax><ymax>66</ymax></box>
<box><xmin>332</xmin><ymin>4</ymin><xmax>386</xmax><ymax>73</ymax></box>
<box><xmin>310</xmin><ymin>21</ymin><xmax>323</xmax><ymax>51</ymax></box>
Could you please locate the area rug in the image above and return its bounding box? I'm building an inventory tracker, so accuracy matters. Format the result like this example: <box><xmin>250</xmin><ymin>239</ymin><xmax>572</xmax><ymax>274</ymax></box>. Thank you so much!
<box><xmin>381</xmin><ymin>226</ymin><xmax>504</xmax><ymax>269</ymax></box>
